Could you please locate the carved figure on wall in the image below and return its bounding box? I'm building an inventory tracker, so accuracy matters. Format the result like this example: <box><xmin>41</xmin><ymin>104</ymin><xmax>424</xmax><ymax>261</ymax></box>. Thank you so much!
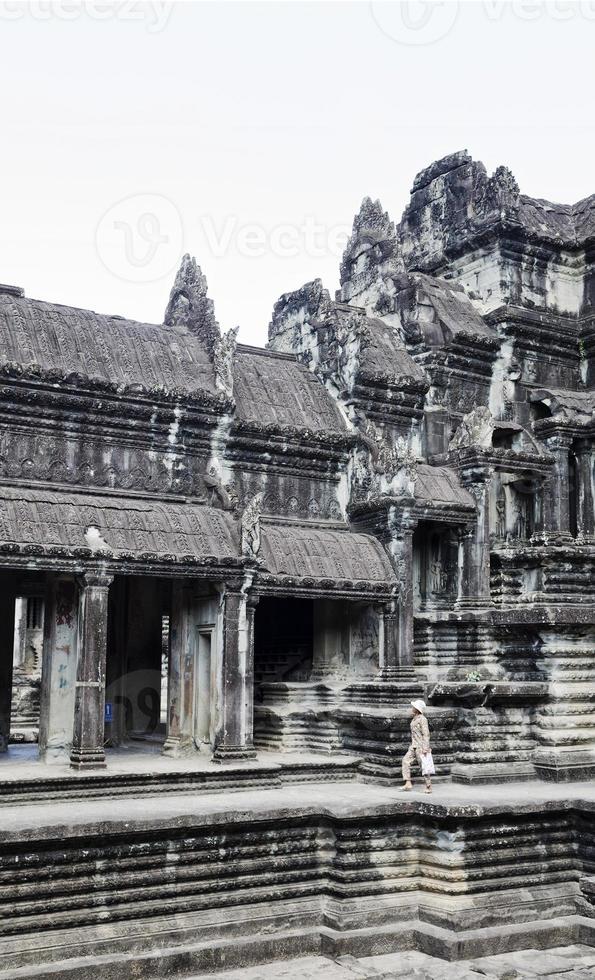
<box><xmin>430</xmin><ymin>559</ymin><xmax>442</xmax><ymax>594</ymax></box>
<box><xmin>327</xmin><ymin>499</ymin><xmax>342</xmax><ymax>520</ymax></box>
<box><xmin>514</xmin><ymin>496</ymin><xmax>526</xmax><ymax>540</ymax></box>
<box><xmin>496</xmin><ymin>487</ymin><xmax>507</xmax><ymax>540</ymax></box>
<box><xmin>351</xmin><ymin>445</ymin><xmax>373</xmax><ymax>499</ymax></box>
<box><xmin>358</xmin><ymin>422</ymin><xmax>416</xmax><ymax>498</ymax></box>
<box><xmin>213</xmin><ymin>325</ymin><xmax>239</xmax><ymax>399</ymax></box>
<box><xmin>393</xmin><ymin>436</ymin><xmax>417</xmax><ymax>484</ymax></box>
<box><xmin>449</xmin><ymin>406</ymin><xmax>494</xmax><ymax>451</ymax></box>
<box><xmin>307</xmin><ymin>498</ymin><xmax>320</xmax><ymax>517</ymax></box>
<box><xmin>241</xmin><ymin>492</ymin><xmax>263</xmax><ymax>559</ymax></box>
<box><xmin>203</xmin><ymin>471</ymin><xmax>237</xmax><ymax>511</ymax></box>
<box><xmin>512</xmin><ymin>490</ymin><xmax>533</xmax><ymax>540</ymax></box>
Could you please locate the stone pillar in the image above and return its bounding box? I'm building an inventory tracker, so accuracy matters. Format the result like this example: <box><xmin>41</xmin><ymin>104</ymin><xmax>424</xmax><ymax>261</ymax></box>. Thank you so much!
<box><xmin>378</xmin><ymin>602</ymin><xmax>398</xmax><ymax>680</ymax></box>
<box><xmin>162</xmin><ymin>580</ymin><xmax>194</xmax><ymax>756</ymax></box>
<box><xmin>12</xmin><ymin>597</ymin><xmax>27</xmax><ymax>669</ymax></box>
<box><xmin>457</xmin><ymin>473</ymin><xmax>492</xmax><ymax>608</ymax></box>
<box><xmin>575</xmin><ymin>440</ymin><xmax>594</xmax><ymax>540</ymax></box>
<box><xmin>245</xmin><ymin>595</ymin><xmax>259</xmax><ymax>750</ymax></box>
<box><xmin>389</xmin><ymin>524</ymin><xmax>416</xmax><ymax>678</ymax></box>
<box><xmin>457</xmin><ymin>525</ymin><xmax>474</xmax><ymax>603</ymax></box>
<box><xmin>543</xmin><ymin>435</ymin><xmax>572</xmax><ymax>540</ymax></box>
<box><xmin>70</xmin><ymin>572</ymin><xmax>113</xmax><ymax>771</ymax></box>
<box><xmin>213</xmin><ymin>579</ymin><xmax>256</xmax><ymax>762</ymax></box>
<box><xmin>39</xmin><ymin>577</ymin><xmax>78</xmax><ymax>761</ymax></box>
<box><xmin>0</xmin><ymin>584</ymin><xmax>16</xmax><ymax>753</ymax></box>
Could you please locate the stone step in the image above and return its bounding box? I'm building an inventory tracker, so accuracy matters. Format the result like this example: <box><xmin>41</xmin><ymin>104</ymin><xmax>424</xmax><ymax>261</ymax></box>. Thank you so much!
<box><xmin>0</xmin><ymin>912</ymin><xmax>591</xmax><ymax>980</ymax></box>
<box><xmin>0</xmin><ymin>754</ymin><xmax>362</xmax><ymax>806</ymax></box>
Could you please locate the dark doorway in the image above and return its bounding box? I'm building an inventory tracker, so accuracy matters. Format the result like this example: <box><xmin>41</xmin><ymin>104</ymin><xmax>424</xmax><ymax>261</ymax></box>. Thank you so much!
<box><xmin>254</xmin><ymin>598</ymin><xmax>313</xmax><ymax>690</ymax></box>
<box><xmin>105</xmin><ymin>577</ymin><xmax>170</xmax><ymax>745</ymax></box>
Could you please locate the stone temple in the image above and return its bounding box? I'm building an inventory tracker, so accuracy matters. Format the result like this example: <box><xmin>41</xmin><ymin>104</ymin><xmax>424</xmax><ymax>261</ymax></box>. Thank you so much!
<box><xmin>0</xmin><ymin>151</ymin><xmax>593</xmax><ymax>979</ymax></box>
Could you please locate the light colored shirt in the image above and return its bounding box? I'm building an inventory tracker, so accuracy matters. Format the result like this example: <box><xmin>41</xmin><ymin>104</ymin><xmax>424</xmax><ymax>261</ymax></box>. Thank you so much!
<box><xmin>410</xmin><ymin>713</ymin><xmax>430</xmax><ymax>753</ymax></box>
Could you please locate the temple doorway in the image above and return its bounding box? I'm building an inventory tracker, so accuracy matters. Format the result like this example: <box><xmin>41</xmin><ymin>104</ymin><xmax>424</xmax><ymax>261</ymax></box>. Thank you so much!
<box><xmin>11</xmin><ymin>594</ymin><xmax>44</xmax><ymax>745</ymax></box>
<box><xmin>253</xmin><ymin>598</ymin><xmax>314</xmax><ymax>692</ymax></box>
<box><xmin>413</xmin><ymin>523</ymin><xmax>459</xmax><ymax>611</ymax></box>
<box><xmin>194</xmin><ymin>628</ymin><xmax>213</xmax><ymax>745</ymax></box>
<box><xmin>0</xmin><ymin>573</ymin><xmax>47</xmax><ymax>757</ymax></box>
<box><xmin>105</xmin><ymin>576</ymin><xmax>171</xmax><ymax>747</ymax></box>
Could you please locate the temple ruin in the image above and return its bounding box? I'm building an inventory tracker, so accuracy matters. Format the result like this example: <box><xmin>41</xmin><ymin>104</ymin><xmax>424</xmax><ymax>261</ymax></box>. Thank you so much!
<box><xmin>0</xmin><ymin>151</ymin><xmax>593</xmax><ymax>978</ymax></box>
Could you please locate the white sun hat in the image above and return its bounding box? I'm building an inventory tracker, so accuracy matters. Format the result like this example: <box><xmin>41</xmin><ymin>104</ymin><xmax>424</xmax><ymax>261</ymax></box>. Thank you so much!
<box><xmin>410</xmin><ymin>699</ymin><xmax>427</xmax><ymax>714</ymax></box>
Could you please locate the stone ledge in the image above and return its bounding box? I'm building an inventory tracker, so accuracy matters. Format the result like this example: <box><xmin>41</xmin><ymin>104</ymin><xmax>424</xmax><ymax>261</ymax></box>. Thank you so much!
<box><xmin>0</xmin><ymin>913</ymin><xmax>592</xmax><ymax>980</ymax></box>
<box><xmin>0</xmin><ymin>779</ymin><xmax>594</xmax><ymax>843</ymax></box>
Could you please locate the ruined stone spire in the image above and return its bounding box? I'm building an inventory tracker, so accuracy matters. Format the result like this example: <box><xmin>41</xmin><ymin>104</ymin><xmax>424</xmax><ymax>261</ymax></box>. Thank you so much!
<box><xmin>269</xmin><ymin>279</ymin><xmax>332</xmax><ymax>340</ymax></box>
<box><xmin>478</xmin><ymin>165</ymin><xmax>521</xmax><ymax>215</ymax></box>
<box><xmin>399</xmin><ymin>152</ymin><xmax>524</xmax><ymax>271</ymax></box>
<box><xmin>164</xmin><ymin>254</ymin><xmax>220</xmax><ymax>355</ymax></box>
<box><xmin>341</xmin><ymin>198</ymin><xmax>398</xmax><ymax>272</ymax></box>
<box><xmin>339</xmin><ymin>197</ymin><xmax>402</xmax><ymax>303</ymax></box>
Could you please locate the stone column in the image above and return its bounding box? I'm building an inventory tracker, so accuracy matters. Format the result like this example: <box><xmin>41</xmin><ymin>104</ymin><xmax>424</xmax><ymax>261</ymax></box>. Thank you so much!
<box><xmin>543</xmin><ymin>435</ymin><xmax>572</xmax><ymax>540</ymax></box>
<box><xmin>70</xmin><ymin>572</ymin><xmax>113</xmax><ymax>770</ymax></box>
<box><xmin>380</xmin><ymin>512</ymin><xmax>417</xmax><ymax>682</ymax></box>
<box><xmin>457</xmin><ymin>473</ymin><xmax>492</xmax><ymax>608</ymax></box>
<box><xmin>378</xmin><ymin>602</ymin><xmax>398</xmax><ymax>680</ymax></box>
<box><xmin>162</xmin><ymin>580</ymin><xmax>194</xmax><ymax>756</ymax></box>
<box><xmin>0</xmin><ymin>584</ymin><xmax>16</xmax><ymax>753</ymax></box>
<box><xmin>245</xmin><ymin>595</ymin><xmax>259</xmax><ymax>751</ymax></box>
<box><xmin>12</xmin><ymin>598</ymin><xmax>27</xmax><ymax>669</ymax></box>
<box><xmin>385</xmin><ymin>521</ymin><xmax>417</xmax><ymax>681</ymax></box>
<box><xmin>457</xmin><ymin>524</ymin><xmax>474</xmax><ymax>604</ymax></box>
<box><xmin>575</xmin><ymin>440</ymin><xmax>594</xmax><ymax>540</ymax></box>
<box><xmin>39</xmin><ymin>576</ymin><xmax>78</xmax><ymax>761</ymax></box>
<box><xmin>213</xmin><ymin>579</ymin><xmax>256</xmax><ymax>762</ymax></box>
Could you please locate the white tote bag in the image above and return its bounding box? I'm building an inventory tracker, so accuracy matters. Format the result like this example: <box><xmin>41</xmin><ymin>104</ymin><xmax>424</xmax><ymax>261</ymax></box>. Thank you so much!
<box><xmin>421</xmin><ymin>752</ymin><xmax>436</xmax><ymax>776</ymax></box>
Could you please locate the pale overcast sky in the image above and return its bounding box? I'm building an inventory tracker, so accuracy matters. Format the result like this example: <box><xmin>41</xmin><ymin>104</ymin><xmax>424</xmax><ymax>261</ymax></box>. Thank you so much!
<box><xmin>1</xmin><ymin>1</ymin><xmax>593</xmax><ymax>346</ymax></box>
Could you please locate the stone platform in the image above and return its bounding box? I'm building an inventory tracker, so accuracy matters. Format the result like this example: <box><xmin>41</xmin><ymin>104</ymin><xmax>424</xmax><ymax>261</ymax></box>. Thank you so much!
<box><xmin>0</xmin><ymin>743</ymin><xmax>362</xmax><ymax>804</ymax></box>
<box><xmin>0</xmin><ymin>775</ymin><xmax>592</xmax><ymax>979</ymax></box>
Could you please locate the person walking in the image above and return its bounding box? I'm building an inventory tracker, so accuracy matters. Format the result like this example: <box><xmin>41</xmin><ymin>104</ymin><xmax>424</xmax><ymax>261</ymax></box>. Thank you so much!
<box><xmin>402</xmin><ymin>699</ymin><xmax>433</xmax><ymax>793</ymax></box>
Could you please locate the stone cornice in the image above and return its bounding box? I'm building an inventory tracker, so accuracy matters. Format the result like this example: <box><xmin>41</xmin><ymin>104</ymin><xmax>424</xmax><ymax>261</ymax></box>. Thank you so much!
<box><xmin>0</xmin><ymin>546</ymin><xmax>247</xmax><ymax>579</ymax></box>
<box><xmin>0</xmin><ymin>360</ymin><xmax>231</xmax><ymax>413</ymax></box>
<box><xmin>253</xmin><ymin>574</ymin><xmax>396</xmax><ymax>602</ymax></box>
<box><xmin>447</xmin><ymin>446</ymin><xmax>554</xmax><ymax>474</ymax></box>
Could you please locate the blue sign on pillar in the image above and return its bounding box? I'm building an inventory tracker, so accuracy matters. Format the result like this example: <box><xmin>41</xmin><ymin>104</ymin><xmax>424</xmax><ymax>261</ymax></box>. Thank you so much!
<box><xmin>104</xmin><ymin>702</ymin><xmax>113</xmax><ymax>723</ymax></box>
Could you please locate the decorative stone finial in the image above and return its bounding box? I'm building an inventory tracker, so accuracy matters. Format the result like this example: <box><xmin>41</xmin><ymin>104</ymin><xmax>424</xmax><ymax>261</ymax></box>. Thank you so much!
<box><xmin>164</xmin><ymin>254</ymin><xmax>220</xmax><ymax>354</ymax></box>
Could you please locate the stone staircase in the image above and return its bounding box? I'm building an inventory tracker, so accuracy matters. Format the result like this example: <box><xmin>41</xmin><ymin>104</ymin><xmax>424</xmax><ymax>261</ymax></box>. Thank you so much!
<box><xmin>255</xmin><ymin>650</ymin><xmax>312</xmax><ymax>685</ymax></box>
<box><xmin>9</xmin><ymin>667</ymin><xmax>40</xmax><ymax>744</ymax></box>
